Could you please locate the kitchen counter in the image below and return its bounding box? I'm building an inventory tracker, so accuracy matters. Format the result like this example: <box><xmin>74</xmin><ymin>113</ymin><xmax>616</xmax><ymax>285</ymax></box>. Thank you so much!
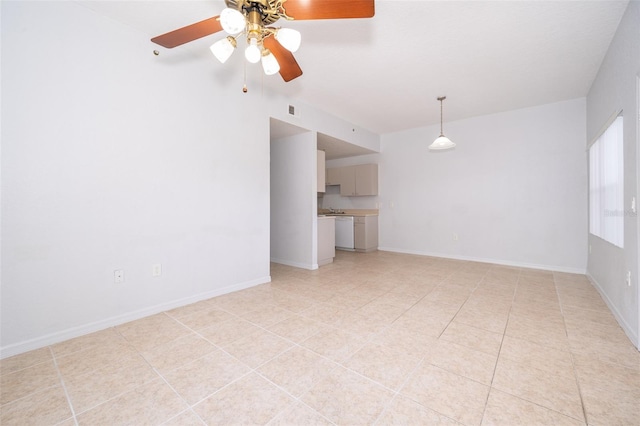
<box><xmin>318</xmin><ymin>209</ymin><xmax>379</xmax><ymax>217</ymax></box>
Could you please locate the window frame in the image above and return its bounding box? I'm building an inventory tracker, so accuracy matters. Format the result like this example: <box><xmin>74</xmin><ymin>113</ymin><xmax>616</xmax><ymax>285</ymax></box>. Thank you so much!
<box><xmin>588</xmin><ymin>112</ymin><xmax>624</xmax><ymax>248</ymax></box>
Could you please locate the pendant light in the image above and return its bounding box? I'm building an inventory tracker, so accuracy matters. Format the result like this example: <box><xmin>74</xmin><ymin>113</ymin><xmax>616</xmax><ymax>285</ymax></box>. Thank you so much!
<box><xmin>429</xmin><ymin>96</ymin><xmax>456</xmax><ymax>151</ymax></box>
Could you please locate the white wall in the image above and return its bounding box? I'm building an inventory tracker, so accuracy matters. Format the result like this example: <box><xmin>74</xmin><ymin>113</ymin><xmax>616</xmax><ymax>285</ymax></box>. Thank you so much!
<box><xmin>0</xmin><ymin>1</ymin><xmax>381</xmax><ymax>358</ymax></box>
<box><xmin>270</xmin><ymin>132</ymin><xmax>318</xmax><ymax>269</ymax></box>
<box><xmin>1</xmin><ymin>1</ymin><xmax>271</xmax><ymax>356</ymax></box>
<box><xmin>586</xmin><ymin>1</ymin><xmax>639</xmax><ymax>347</ymax></box>
<box><xmin>379</xmin><ymin>99</ymin><xmax>588</xmax><ymax>273</ymax></box>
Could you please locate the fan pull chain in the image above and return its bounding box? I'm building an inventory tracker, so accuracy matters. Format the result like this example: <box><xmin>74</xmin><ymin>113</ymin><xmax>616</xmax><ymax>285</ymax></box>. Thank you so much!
<box><xmin>242</xmin><ymin>58</ymin><xmax>248</xmax><ymax>93</ymax></box>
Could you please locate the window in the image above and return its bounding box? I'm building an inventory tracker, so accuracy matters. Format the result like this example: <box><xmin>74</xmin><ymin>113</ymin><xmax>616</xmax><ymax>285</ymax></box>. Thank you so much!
<box><xmin>589</xmin><ymin>115</ymin><xmax>624</xmax><ymax>247</ymax></box>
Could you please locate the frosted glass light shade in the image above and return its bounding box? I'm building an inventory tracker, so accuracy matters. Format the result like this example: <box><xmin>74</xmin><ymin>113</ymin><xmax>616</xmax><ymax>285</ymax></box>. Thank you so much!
<box><xmin>245</xmin><ymin>39</ymin><xmax>261</xmax><ymax>63</ymax></box>
<box><xmin>429</xmin><ymin>135</ymin><xmax>456</xmax><ymax>150</ymax></box>
<box><xmin>275</xmin><ymin>28</ymin><xmax>301</xmax><ymax>52</ymax></box>
<box><xmin>220</xmin><ymin>8</ymin><xmax>245</xmax><ymax>34</ymax></box>
<box><xmin>261</xmin><ymin>51</ymin><xmax>280</xmax><ymax>75</ymax></box>
<box><xmin>210</xmin><ymin>36</ymin><xmax>236</xmax><ymax>63</ymax></box>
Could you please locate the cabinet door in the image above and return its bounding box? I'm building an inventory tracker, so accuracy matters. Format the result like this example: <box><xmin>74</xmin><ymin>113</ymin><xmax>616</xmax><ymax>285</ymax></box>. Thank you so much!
<box><xmin>318</xmin><ymin>217</ymin><xmax>335</xmax><ymax>264</ymax></box>
<box><xmin>340</xmin><ymin>166</ymin><xmax>357</xmax><ymax>196</ymax></box>
<box><xmin>317</xmin><ymin>150</ymin><xmax>326</xmax><ymax>192</ymax></box>
<box><xmin>366</xmin><ymin>216</ymin><xmax>378</xmax><ymax>248</ymax></box>
<box><xmin>354</xmin><ymin>164</ymin><xmax>378</xmax><ymax>196</ymax></box>
<box><xmin>354</xmin><ymin>220</ymin><xmax>366</xmax><ymax>249</ymax></box>
<box><xmin>326</xmin><ymin>167</ymin><xmax>341</xmax><ymax>186</ymax></box>
<box><xmin>354</xmin><ymin>216</ymin><xmax>378</xmax><ymax>251</ymax></box>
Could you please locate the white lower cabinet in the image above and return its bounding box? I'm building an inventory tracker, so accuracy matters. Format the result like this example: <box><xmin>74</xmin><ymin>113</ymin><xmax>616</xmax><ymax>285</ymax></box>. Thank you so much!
<box><xmin>317</xmin><ymin>216</ymin><xmax>336</xmax><ymax>265</ymax></box>
<box><xmin>354</xmin><ymin>216</ymin><xmax>378</xmax><ymax>252</ymax></box>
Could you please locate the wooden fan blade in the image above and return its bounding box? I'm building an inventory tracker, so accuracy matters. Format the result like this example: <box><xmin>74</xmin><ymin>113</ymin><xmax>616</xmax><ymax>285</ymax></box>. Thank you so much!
<box><xmin>263</xmin><ymin>36</ymin><xmax>303</xmax><ymax>82</ymax></box>
<box><xmin>282</xmin><ymin>0</ymin><xmax>374</xmax><ymax>20</ymax></box>
<box><xmin>151</xmin><ymin>16</ymin><xmax>223</xmax><ymax>48</ymax></box>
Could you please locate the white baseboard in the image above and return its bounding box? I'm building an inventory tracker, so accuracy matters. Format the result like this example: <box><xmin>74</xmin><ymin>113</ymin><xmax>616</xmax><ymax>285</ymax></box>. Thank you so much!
<box><xmin>270</xmin><ymin>257</ymin><xmax>317</xmax><ymax>270</ymax></box>
<box><xmin>586</xmin><ymin>272</ymin><xmax>639</xmax><ymax>349</ymax></box>
<box><xmin>0</xmin><ymin>276</ymin><xmax>271</xmax><ymax>360</ymax></box>
<box><xmin>377</xmin><ymin>247</ymin><xmax>587</xmax><ymax>275</ymax></box>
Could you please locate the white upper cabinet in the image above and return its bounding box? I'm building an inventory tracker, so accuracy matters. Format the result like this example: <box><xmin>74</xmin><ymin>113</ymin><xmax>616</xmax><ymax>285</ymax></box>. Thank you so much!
<box><xmin>338</xmin><ymin>164</ymin><xmax>378</xmax><ymax>196</ymax></box>
<box><xmin>325</xmin><ymin>167</ymin><xmax>341</xmax><ymax>186</ymax></box>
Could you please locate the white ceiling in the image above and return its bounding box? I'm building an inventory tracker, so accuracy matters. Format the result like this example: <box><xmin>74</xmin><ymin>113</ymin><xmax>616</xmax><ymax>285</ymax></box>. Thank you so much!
<box><xmin>78</xmin><ymin>0</ymin><xmax>628</xmax><ymax>135</ymax></box>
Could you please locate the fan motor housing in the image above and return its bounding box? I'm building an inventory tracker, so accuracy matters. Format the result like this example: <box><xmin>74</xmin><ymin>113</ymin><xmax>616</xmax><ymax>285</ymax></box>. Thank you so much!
<box><xmin>225</xmin><ymin>0</ymin><xmax>282</xmax><ymax>25</ymax></box>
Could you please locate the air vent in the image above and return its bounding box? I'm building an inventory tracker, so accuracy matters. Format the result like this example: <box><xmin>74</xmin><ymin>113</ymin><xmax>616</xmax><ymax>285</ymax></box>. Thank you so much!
<box><xmin>288</xmin><ymin>104</ymin><xmax>299</xmax><ymax>117</ymax></box>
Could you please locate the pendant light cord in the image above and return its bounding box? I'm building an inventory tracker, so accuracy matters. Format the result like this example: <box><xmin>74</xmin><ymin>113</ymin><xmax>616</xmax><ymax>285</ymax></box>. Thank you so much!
<box><xmin>438</xmin><ymin>96</ymin><xmax>446</xmax><ymax>136</ymax></box>
<box><xmin>440</xmin><ymin>99</ymin><xmax>443</xmax><ymax>136</ymax></box>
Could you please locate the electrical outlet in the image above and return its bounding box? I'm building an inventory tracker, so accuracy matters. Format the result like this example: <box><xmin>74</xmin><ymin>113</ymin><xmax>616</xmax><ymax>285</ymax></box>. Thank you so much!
<box><xmin>114</xmin><ymin>269</ymin><xmax>124</xmax><ymax>284</ymax></box>
<box><xmin>626</xmin><ymin>271</ymin><xmax>631</xmax><ymax>287</ymax></box>
<box><xmin>152</xmin><ymin>264</ymin><xmax>162</xmax><ymax>277</ymax></box>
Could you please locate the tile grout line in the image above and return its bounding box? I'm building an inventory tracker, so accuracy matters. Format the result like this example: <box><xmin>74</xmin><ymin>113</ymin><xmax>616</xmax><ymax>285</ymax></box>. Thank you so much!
<box><xmin>554</xmin><ymin>274</ymin><xmax>590</xmax><ymax>425</ymax></box>
<box><xmin>167</xmin><ymin>306</ymin><xmax>342</xmax><ymax>424</ymax></box>
<box><xmin>373</xmin><ymin>266</ymin><xmax>488</xmax><ymax>425</ymax></box>
<box><xmin>485</xmin><ymin>271</ymin><xmax>590</xmax><ymax>425</ymax></box>
<box><xmin>48</xmin><ymin>346</ymin><xmax>79</xmax><ymax>426</ymax></box>
<box><xmin>479</xmin><ymin>266</ymin><xmax>522</xmax><ymax>426</ymax></box>
<box><xmin>127</xmin><ymin>316</ymin><xmax>215</xmax><ymax>423</ymax></box>
<box><xmin>258</xmin><ymin>264</ymin><xmax>453</xmax><ymax>424</ymax></box>
<box><xmin>371</xmin><ymin>354</ymin><xmax>459</xmax><ymax>426</ymax></box>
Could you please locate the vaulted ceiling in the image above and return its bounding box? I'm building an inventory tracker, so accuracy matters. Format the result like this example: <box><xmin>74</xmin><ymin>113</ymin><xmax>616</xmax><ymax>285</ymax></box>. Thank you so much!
<box><xmin>79</xmin><ymin>0</ymin><xmax>628</xmax><ymax>134</ymax></box>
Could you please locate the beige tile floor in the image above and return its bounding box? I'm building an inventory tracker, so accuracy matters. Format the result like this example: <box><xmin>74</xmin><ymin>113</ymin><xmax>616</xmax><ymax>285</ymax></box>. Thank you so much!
<box><xmin>2</xmin><ymin>251</ymin><xmax>639</xmax><ymax>425</ymax></box>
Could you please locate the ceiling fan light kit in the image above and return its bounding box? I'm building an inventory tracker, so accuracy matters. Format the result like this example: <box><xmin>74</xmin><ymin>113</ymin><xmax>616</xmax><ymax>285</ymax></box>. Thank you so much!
<box><xmin>244</xmin><ymin>37</ymin><xmax>262</xmax><ymax>63</ymax></box>
<box><xmin>261</xmin><ymin>49</ymin><xmax>280</xmax><ymax>75</ymax></box>
<box><xmin>209</xmin><ymin>36</ymin><xmax>237</xmax><ymax>63</ymax></box>
<box><xmin>220</xmin><ymin>7</ymin><xmax>246</xmax><ymax>34</ymax></box>
<box><xmin>275</xmin><ymin>27</ymin><xmax>301</xmax><ymax>52</ymax></box>
<box><xmin>429</xmin><ymin>96</ymin><xmax>456</xmax><ymax>151</ymax></box>
<box><xmin>151</xmin><ymin>0</ymin><xmax>375</xmax><ymax>83</ymax></box>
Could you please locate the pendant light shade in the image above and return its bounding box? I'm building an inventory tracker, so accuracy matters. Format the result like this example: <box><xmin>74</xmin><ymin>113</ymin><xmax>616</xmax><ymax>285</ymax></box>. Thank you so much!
<box><xmin>429</xmin><ymin>135</ymin><xmax>455</xmax><ymax>150</ymax></box>
<box><xmin>429</xmin><ymin>96</ymin><xmax>456</xmax><ymax>151</ymax></box>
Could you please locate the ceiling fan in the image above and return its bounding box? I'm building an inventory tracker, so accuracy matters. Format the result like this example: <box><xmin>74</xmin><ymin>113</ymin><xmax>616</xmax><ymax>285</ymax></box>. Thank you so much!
<box><xmin>151</xmin><ymin>0</ymin><xmax>375</xmax><ymax>82</ymax></box>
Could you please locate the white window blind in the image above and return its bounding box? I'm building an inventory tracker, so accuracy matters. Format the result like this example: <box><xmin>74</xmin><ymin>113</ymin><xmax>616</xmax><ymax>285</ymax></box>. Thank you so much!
<box><xmin>589</xmin><ymin>115</ymin><xmax>624</xmax><ymax>248</ymax></box>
